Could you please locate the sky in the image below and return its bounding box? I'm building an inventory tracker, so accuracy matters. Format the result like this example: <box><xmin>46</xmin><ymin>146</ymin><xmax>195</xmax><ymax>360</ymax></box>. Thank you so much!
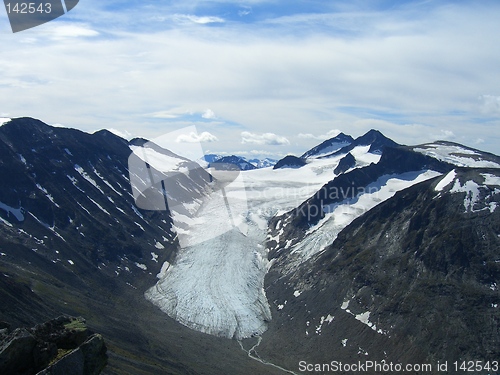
<box><xmin>1</xmin><ymin>0</ymin><xmax>500</xmax><ymax>159</ymax></box>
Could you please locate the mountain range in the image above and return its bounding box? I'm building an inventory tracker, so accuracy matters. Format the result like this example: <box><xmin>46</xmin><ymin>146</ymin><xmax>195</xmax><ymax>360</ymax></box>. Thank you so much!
<box><xmin>0</xmin><ymin>117</ymin><xmax>498</xmax><ymax>374</ymax></box>
<box><xmin>203</xmin><ymin>154</ymin><xmax>277</xmax><ymax>170</ymax></box>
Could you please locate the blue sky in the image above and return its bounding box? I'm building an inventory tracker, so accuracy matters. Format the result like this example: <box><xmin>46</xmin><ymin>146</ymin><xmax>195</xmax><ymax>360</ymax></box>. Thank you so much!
<box><xmin>1</xmin><ymin>0</ymin><xmax>500</xmax><ymax>158</ymax></box>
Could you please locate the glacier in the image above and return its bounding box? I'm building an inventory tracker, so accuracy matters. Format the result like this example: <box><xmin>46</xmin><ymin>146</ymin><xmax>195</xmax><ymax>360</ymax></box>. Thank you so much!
<box><xmin>145</xmin><ymin>156</ymin><xmax>345</xmax><ymax>339</ymax></box>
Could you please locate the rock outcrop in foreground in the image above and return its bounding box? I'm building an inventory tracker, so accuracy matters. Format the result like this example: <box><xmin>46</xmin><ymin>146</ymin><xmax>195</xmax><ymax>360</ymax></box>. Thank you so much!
<box><xmin>0</xmin><ymin>316</ymin><xmax>107</xmax><ymax>375</ymax></box>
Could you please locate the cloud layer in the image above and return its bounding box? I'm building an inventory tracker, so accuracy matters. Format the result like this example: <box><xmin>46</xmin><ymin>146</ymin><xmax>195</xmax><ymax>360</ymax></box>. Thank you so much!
<box><xmin>1</xmin><ymin>1</ymin><xmax>499</xmax><ymax>157</ymax></box>
<box><xmin>176</xmin><ymin>131</ymin><xmax>218</xmax><ymax>143</ymax></box>
<box><xmin>241</xmin><ymin>131</ymin><xmax>290</xmax><ymax>145</ymax></box>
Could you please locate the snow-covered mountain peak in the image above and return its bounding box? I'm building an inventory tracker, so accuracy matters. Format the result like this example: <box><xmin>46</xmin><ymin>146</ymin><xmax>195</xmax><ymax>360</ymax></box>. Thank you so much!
<box><xmin>212</xmin><ymin>155</ymin><xmax>257</xmax><ymax>171</ymax></box>
<box><xmin>301</xmin><ymin>132</ymin><xmax>354</xmax><ymax>159</ymax></box>
<box><xmin>204</xmin><ymin>154</ymin><xmax>276</xmax><ymax>169</ymax></box>
<box><xmin>247</xmin><ymin>157</ymin><xmax>277</xmax><ymax>168</ymax></box>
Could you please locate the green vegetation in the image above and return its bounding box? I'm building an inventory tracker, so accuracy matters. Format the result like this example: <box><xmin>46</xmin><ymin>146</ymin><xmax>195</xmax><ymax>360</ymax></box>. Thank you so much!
<box><xmin>64</xmin><ymin>318</ymin><xmax>87</xmax><ymax>331</ymax></box>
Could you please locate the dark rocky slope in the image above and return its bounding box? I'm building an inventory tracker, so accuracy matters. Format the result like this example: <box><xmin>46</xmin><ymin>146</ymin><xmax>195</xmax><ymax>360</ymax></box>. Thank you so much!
<box><xmin>0</xmin><ymin>117</ymin><xmax>285</xmax><ymax>375</ymax></box>
<box><xmin>273</xmin><ymin>155</ymin><xmax>306</xmax><ymax>170</ymax></box>
<box><xmin>0</xmin><ymin>316</ymin><xmax>107</xmax><ymax>375</ymax></box>
<box><xmin>300</xmin><ymin>132</ymin><xmax>354</xmax><ymax>159</ymax></box>
<box><xmin>259</xmin><ymin>168</ymin><xmax>500</xmax><ymax>372</ymax></box>
<box><xmin>333</xmin><ymin>152</ymin><xmax>356</xmax><ymax>175</ymax></box>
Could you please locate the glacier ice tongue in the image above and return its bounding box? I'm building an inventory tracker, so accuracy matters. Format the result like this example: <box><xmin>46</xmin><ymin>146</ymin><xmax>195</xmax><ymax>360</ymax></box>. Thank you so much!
<box><xmin>145</xmin><ymin>229</ymin><xmax>271</xmax><ymax>339</ymax></box>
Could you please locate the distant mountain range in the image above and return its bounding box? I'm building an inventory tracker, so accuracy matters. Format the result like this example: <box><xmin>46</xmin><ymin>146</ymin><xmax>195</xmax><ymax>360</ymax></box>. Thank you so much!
<box><xmin>204</xmin><ymin>154</ymin><xmax>277</xmax><ymax>170</ymax></box>
<box><xmin>1</xmin><ymin>117</ymin><xmax>498</xmax><ymax>374</ymax></box>
<box><xmin>274</xmin><ymin>129</ymin><xmax>399</xmax><ymax>170</ymax></box>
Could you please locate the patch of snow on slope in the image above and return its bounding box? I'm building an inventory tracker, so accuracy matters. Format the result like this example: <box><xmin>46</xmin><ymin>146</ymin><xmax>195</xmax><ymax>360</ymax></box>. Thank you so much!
<box><xmin>87</xmin><ymin>197</ymin><xmax>110</xmax><ymax>215</ymax></box>
<box><xmin>28</xmin><ymin>212</ymin><xmax>66</xmax><ymax>242</ymax></box>
<box><xmin>67</xmin><ymin>175</ymin><xmax>85</xmax><ymax>193</ymax></box>
<box><xmin>36</xmin><ymin>184</ymin><xmax>60</xmax><ymax>207</ymax></box>
<box><xmin>415</xmin><ymin>144</ymin><xmax>500</xmax><ymax>168</ymax></box>
<box><xmin>435</xmin><ymin>169</ymin><xmax>456</xmax><ymax>191</ymax></box>
<box><xmin>156</xmin><ymin>261</ymin><xmax>170</xmax><ymax>278</ymax></box>
<box><xmin>130</xmin><ymin>145</ymin><xmax>185</xmax><ymax>173</ymax></box>
<box><xmin>482</xmin><ymin>173</ymin><xmax>500</xmax><ymax>186</ymax></box>
<box><xmin>350</xmin><ymin>145</ymin><xmax>381</xmax><ymax>166</ymax></box>
<box><xmin>341</xmin><ymin>299</ymin><xmax>386</xmax><ymax>335</ymax></box>
<box><xmin>131</xmin><ymin>205</ymin><xmax>144</xmax><ymax>220</ymax></box>
<box><xmin>76</xmin><ymin>202</ymin><xmax>91</xmax><ymax>216</ymax></box>
<box><xmin>93</xmin><ymin>167</ymin><xmax>123</xmax><ymax>196</ymax></box>
<box><xmin>0</xmin><ymin>216</ymin><xmax>13</xmax><ymax>227</ymax></box>
<box><xmin>135</xmin><ymin>262</ymin><xmax>147</xmax><ymax>270</ymax></box>
<box><xmin>0</xmin><ymin>118</ymin><xmax>11</xmax><ymax>126</ymax></box>
<box><xmin>74</xmin><ymin>165</ymin><xmax>104</xmax><ymax>194</ymax></box>
<box><xmin>450</xmin><ymin>179</ymin><xmax>482</xmax><ymax>212</ymax></box>
<box><xmin>315</xmin><ymin>314</ymin><xmax>335</xmax><ymax>334</ymax></box>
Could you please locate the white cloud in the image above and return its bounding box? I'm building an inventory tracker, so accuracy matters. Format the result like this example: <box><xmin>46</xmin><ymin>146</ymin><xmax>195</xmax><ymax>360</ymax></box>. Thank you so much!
<box><xmin>176</xmin><ymin>131</ymin><xmax>218</xmax><ymax>143</ymax></box>
<box><xmin>238</xmin><ymin>6</ymin><xmax>252</xmax><ymax>17</ymax></box>
<box><xmin>298</xmin><ymin>129</ymin><xmax>342</xmax><ymax>140</ymax></box>
<box><xmin>44</xmin><ymin>24</ymin><xmax>99</xmax><ymax>39</ymax></box>
<box><xmin>241</xmin><ymin>131</ymin><xmax>289</xmax><ymax>145</ymax></box>
<box><xmin>202</xmin><ymin>109</ymin><xmax>216</xmax><ymax>119</ymax></box>
<box><xmin>475</xmin><ymin>138</ymin><xmax>485</xmax><ymax>145</ymax></box>
<box><xmin>431</xmin><ymin>129</ymin><xmax>455</xmax><ymax>140</ymax></box>
<box><xmin>229</xmin><ymin>149</ymin><xmax>282</xmax><ymax>157</ymax></box>
<box><xmin>479</xmin><ymin>95</ymin><xmax>500</xmax><ymax>115</ymax></box>
<box><xmin>175</xmin><ymin>14</ymin><xmax>225</xmax><ymax>24</ymax></box>
<box><xmin>150</xmin><ymin>108</ymin><xmax>193</xmax><ymax>119</ymax></box>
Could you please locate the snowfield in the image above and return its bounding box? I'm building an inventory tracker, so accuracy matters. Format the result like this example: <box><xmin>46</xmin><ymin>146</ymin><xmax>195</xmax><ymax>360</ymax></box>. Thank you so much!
<box><xmin>414</xmin><ymin>143</ymin><xmax>500</xmax><ymax>168</ymax></box>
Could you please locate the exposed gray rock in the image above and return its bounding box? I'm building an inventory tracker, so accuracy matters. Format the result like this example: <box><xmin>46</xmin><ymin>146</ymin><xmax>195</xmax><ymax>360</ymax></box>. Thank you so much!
<box><xmin>0</xmin><ymin>328</ymin><xmax>37</xmax><ymax>374</ymax></box>
<box><xmin>273</xmin><ymin>155</ymin><xmax>306</xmax><ymax>169</ymax></box>
<box><xmin>0</xmin><ymin>316</ymin><xmax>107</xmax><ymax>375</ymax></box>
<box><xmin>333</xmin><ymin>152</ymin><xmax>356</xmax><ymax>174</ymax></box>
<box><xmin>36</xmin><ymin>334</ymin><xmax>106</xmax><ymax>375</ymax></box>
